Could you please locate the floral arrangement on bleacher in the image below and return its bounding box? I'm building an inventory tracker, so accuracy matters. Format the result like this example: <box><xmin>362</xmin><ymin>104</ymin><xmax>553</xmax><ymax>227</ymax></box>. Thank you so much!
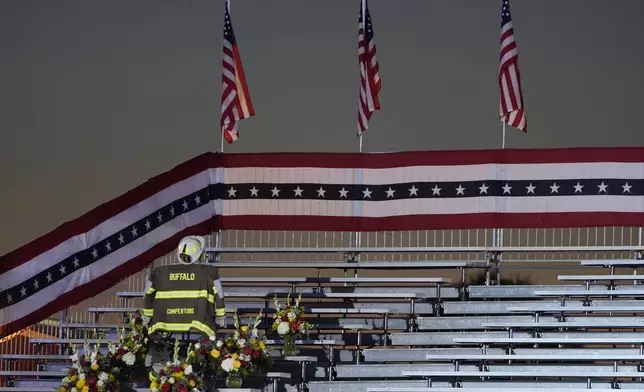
<box><xmin>107</xmin><ymin>314</ymin><xmax>150</xmax><ymax>381</ymax></box>
<box><xmin>215</xmin><ymin>311</ymin><xmax>272</xmax><ymax>387</ymax></box>
<box><xmin>272</xmin><ymin>293</ymin><xmax>311</xmax><ymax>355</ymax></box>
<box><xmin>58</xmin><ymin>339</ymin><xmax>120</xmax><ymax>392</ymax></box>
<box><xmin>149</xmin><ymin>339</ymin><xmax>204</xmax><ymax>392</ymax></box>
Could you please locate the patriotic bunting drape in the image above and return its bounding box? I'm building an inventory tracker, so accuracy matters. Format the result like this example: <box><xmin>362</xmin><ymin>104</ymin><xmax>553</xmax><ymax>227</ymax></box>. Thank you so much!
<box><xmin>3</xmin><ymin>147</ymin><xmax>644</xmax><ymax>336</ymax></box>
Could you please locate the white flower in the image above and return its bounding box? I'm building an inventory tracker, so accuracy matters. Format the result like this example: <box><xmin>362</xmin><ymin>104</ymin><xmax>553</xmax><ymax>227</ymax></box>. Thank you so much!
<box><xmin>166</xmin><ymin>361</ymin><xmax>172</xmax><ymax>367</ymax></box>
<box><xmin>144</xmin><ymin>337</ymin><xmax>149</xmax><ymax>344</ymax></box>
<box><xmin>209</xmin><ymin>335</ymin><xmax>216</xmax><ymax>341</ymax></box>
<box><xmin>277</xmin><ymin>321</ymin><xmax>290</xmax><ymax>335</ymax></box>
<box><xmin>168</xmin><ymin>377</ymin><xmax>175</xmax><ymax>384</ymax></box>
<box><xmin>90</xmin><ymin>351</ymin><xmax>97</xmax><ymax>362</ymax></box>
<box><xmin>184</xmin><ymin>365</ymin><xmax>193</xmax><ymax>376</ymax></box>
<box><xmin>221</xmin><ymin>357</ymin><xmax>235</xmax><ymax>373</ymax></box>
<box><xmin>240</xmin><ymin>354</ymin><xmax>251</xmax><ymax>362</ymax></box>
<box><xmin>71</xmin><ymin>388</ymin><xmax>78</xmax><ymax>392</ymax></box>
<box><xmin>99</xmin><ymin>372</ymin><xmax>109</xmax><ymax>381</ymax></box>
<box><xmin>251</xmin><ymin>328</ymin><xmax>259</xmax><ymax>338</ymax></box>
<box><xmin>194</xmin><ymin>343</ymin><xmax>201</xmax><ymax>350</ymax></box>
<box><xmin>97</xmin><ymin>380</ymin><xmax>104</xmax><ymax>387</ymax></box>
<box><xmin>151</xmin><ymin>389</ymin><xmax>158</xmax><ymax>392</ymax></box>
<box><xmin>62</xmin><ymin>377</ymin><xmax>70</xmax><ymax>384</ymax></box>
<box><xmin>216</xmin><ymin>340</ymin><xmax>223</xmax><ymax>348</ymax></box>
<box><xmin>70</xmin><ymin>353</ymin><xmax>78</xmax><ymax>362</ymax></box>
<box><xmin>233</xmin><ymin>331</ymin><xmax>240</xmax><ymax>339</ymax></box>
<box><xmin>122</xmin><ymin>352</ymin><xmax>136</xmax><ymax>366</ymax></box>
<box><xmin>287</xmin><ymin>311</ymin><xmax>296</xmax><ymax>321</ymax></box>
<box><xmin>238</xmin><ymin>339</ymin><xmax>247</xmax><ymax>347</ymax></box>
<box><xmin>79</xmin><ymin>374</ymin><xmax>86</xmax><ymax>380</ymax></box>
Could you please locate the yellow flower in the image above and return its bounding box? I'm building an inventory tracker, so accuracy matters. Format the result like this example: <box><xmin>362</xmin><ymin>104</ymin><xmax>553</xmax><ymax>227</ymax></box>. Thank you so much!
<box><xmin>90</xmin><ymin>363</ymin><xmax>99</xmax><ymax>371</ymax></box>
<box><xmin>241</xmin><ymin>326</ymin><xmax>249</xmax><ymax>332</ymax></box>
<box><xmin>210</xmin><ymin>349</ymin><xmax>220</xmax><ymax>358</ymax></box>
<box><xmin>82</xmin><ymin>386</ymin><xmax>89</xmax><ymax>392</ymax></box>
<box><xmin>188</xmin><ymin>380</ymin><xmax>196</xmax><ymax>387</ymax></box>
<box><xmin>173</xmin><ymin>372</ymin><xmax>183</xmax><ymax>379</ymax></box>
<box><xmin>189</xmin><ymin>351</ymin><xmax>196</xmax><ymax>358</ymax></box>
<box><xmin>231</xmin><ymin>353</ymin><xmax>239</xmax><ymax>360</ymax></box>
<box><xmin>258</xmin><ymin>341</ymin><xmax>266</xmax><ymax>350</ymax></box>
<box><xmin>59</xmin><ymin>387</ymin><xmax>66</xmax><ymax>392</ymax></box>
<box><xmin>70</xmin><ymin>375</ymin><xmax>78</xmax><ymax>382</ymax></box>
<box><xmin>76</xmin><ymin>379</ymin><xmax>86</xmax><ymax>389</ymax></box>
<box><xmin>150</xmin><ymin>381</ymin><xmax>158</xmax><ymax>390</ymax></box>
<box><xmin>182</xmin><ymin>363</ymin><xmax>188</xmax><ymax>369</ymax></box>
<box><xmin>233</xmin><ymin>360</ymin><xmax>241</xmax><ymax>369</ymax></box>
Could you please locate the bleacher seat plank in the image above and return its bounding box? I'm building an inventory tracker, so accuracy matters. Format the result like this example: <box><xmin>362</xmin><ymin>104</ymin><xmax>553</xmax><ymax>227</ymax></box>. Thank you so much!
<box><xmin>213</xmin><ymin>261</ymin><xmax>483</xmax><ymax>269</ymax></box>
<box><xmin>482</xmin><ymin>320</ymin><xmax>644</xmax><ymax>328</ymax></box>
<box><xmin>507</xmin><ymin>305</ymin><xmax>644</xmax><ymax>313</ymax></box>
<box><xmin>0</xmin><ymin>371</ymin><xmax>66</xmax><ymax>377</ymax></box>
<box><xmin>402</xmin><ymin>370</ymin><xmax>644</xmax><ymax>378</ymax></box>
<box><xmin>559</xmin><ymin>274</ymin><xmax>644</xmax><ymax>281</ymax></box>
<box><xmin>0</xmin><ymin>355</ymin><xmax>69</xmax><ymax>360</ymax></box>
<box><xmin>368</xmin><ymin>389</ymin><xmax>644</xmax><ymax>392</ymax></box>
<box><xmin>581</xmin><ymin>260</ymin><xmax>644</xmax><ymax>267</ymax></box>
<box><xmin>454</xmin><ymin>337</ymin><xmax>644</xmax><ymax>344</ymax></box>
<box><xmin>423</xmin><ymin>354</ymin><xmax>644</xmax><ymax>361</ymax></box>
<box><xmin>535</xmin><ymin>289</ymin><xmax>644</xmax><ymax>296</ymax></box>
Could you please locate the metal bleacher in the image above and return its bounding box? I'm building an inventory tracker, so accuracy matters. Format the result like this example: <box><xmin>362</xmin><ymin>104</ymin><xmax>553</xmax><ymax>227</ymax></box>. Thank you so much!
<box><xmin>3</xmin><ymin>243</ymin><xmax>644</xmax><ymax>392</ymax></box>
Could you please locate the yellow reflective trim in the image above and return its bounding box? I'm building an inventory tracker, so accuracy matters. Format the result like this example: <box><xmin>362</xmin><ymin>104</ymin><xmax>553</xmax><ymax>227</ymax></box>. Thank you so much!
<box><xmin>142</xmin><ymin>308</ymin><xmax>154</xmax><ymax>317</ymax></box>
<box><xmin>212</xmin><ymin>285</ymin><xmax>218</xmax><ymax>295</ymax></box>
<box><xmin>155</xmin><ymin>290</ymin><xmax>209</xmax><ymax>300</ymax></box>
<box><xmin>150</xmin><ymin>321</ymin><xmax>216</xmax><ymax>337</ymax></box>
<box><xmin>216</xmin><ymin>308</ymin><xmax>226</xmax><ymax>317</ymax></box>
<box><xmin>146</xmin><ymin>287</ymin><xmax>156</xmax><ymax>295</ymax></box>
<box><xmin>207</xmin><ymin>294</ymin><xmax>214</xmax><ymax>304</ymax></box>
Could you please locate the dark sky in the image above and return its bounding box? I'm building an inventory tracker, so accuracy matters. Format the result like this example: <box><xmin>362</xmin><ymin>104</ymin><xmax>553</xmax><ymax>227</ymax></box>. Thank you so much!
<box><xmin>2</xmin><ymin>0</ymin><xmax>643</xmax><ymax>253</ymax></box>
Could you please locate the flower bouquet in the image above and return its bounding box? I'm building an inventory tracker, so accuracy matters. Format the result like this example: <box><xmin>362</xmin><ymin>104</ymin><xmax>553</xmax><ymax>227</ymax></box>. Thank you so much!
<box><xmin>58</xmin><ymin>339</ymin><xmax>119</xmax><ymax>392</ymax></box>
<box><xmin>107</xmin><ymin>314</ymin><xmax>150</xmax><ymax>385</ymax></box>
<box><xmin>217</xmin><ymin>311</ymin><xmax>272</xmax><ymax>388</ymax></box>
<box><xmin>186</xmin><ymin>334</ymin><xmax>221</xmax><ymax>390</ymax></box>
<box><xmin>149</xmin><ymin>339</ymin><xmax>204</xmax><ymax>392</ymax></box>
<box><xmin>271</xmin><ymin>293</ymin><xmax>311</xmax><ymax>355</ymax></box>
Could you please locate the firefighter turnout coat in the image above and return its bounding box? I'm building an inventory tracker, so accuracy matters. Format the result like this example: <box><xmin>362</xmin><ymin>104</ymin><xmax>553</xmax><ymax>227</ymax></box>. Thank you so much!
<box><xmin>143</xmin><ymin>263</ymin><xmax>226</xmax><ymax>337</ymax></box>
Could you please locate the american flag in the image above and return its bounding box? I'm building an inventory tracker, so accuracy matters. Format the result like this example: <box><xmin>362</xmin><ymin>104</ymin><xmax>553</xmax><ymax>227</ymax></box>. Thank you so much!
<box><xmin>357</xmin><ymin>0</ymin><xmax>381</xmax><ymax>135</ymax></box>
<box><xmin>499</xmin><ymin>0</ymin><xmax>527</xmax><ymax>132</ymax></box>
<box><xmin>3</xmin><ymin>146</ymin><xmax>644</xmax><ymax>337</ymax></box>
<box><xmin>221</xmin><ymin>0</ymin><xmax>254</xmax><ymax>144</ymax></box>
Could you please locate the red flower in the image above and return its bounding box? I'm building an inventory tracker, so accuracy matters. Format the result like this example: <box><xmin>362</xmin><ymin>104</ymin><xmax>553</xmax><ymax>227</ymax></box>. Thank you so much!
<box><xmin>241</xmin><ymin>360</ymin><xmax>249</xmax><ymax>367</ymax></box>
<box><xmin>200</xmin><ymin>348</ymin><xmax>207</xmax><ymax>355</ymax></box>
<box><xmin>281</xmin><ymin>316</ymin><xmax>288</xmax><ymax>321</ymax></box>
<box><xmin>201</xmin><ymin>337</ymin><xmax>209</xmax><ymax>344</ymax></box>
<box><xmin>173</xmin><ymin>366</ymin><xmax>182</xmax><ymax>373</ymax></box>
<box><xmin>252</xmin><ymin>350</ymin><xmax>261</xmax><ymax>359</ymax></box>
<box><xmin>87</xmin><ymin>378</ymin><xmax>97</xmax><ymax>387</ymax></box>
<box><xmin>161</xmin><ymin>383</ymin><xmax>171</xmax><ymax>392</ymax></box>
<box><xmin>240</xmin><ymin>332</ymin><xmax>248</xmax><ymax>339</ymax></box>
<box><xmin>118</xmin><ymin>348</ymin><xmax>125</xmax><ymax>355</ymax></box>
<box><xmin>134</xmin><ymin>335</ymin><xmax>140</xmax><ymax>341</ymax></box>
<box><xmin>177</xmin><ymin>385</ymin><xmax>188</xmax><ymax>392</ymax></box>
<box><xmin>289</xmin><ymin>321</ymin><xmax>299</xmax><ymax>331</ymax></box>
<box><xmin>242</xmin><ymin>347</ymin><xmax>252</xmax><ymax>355</ymax></box>
<box><xmin>159</xmin><ymin>369</ymin><xmax>165</xmax><ymax>376</ymax></box>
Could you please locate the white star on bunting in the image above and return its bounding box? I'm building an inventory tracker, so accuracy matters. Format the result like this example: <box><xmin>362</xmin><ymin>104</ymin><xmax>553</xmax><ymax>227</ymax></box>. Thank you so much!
<box><xmin>293</xmin><ymin>187</ymin><xmax>303</xmax><ymax>197</ymax></box>
<box><xmin>271</xmin><ymin>187</ymin><xmax>281</xmax><ymax>197</ymax></box>
<box><xmin>479</xmin><ymin>183</ymin><xmax>489</xmax><ymax>194</ymax></box>
<box><xmin>339</xmin><ymin>188</ymin><xmax>349</xmax><ymax>198</ymax></box>
<box><xmin>598</xmin><ymin>182</ymin><xmax>608</xmax><ymax>193</ymax></box>
<box><xmin>386</xmin><ymin>187</ymin><xmax>396</xmax><ymax>198</ymax></box>
<box><xmin>455</xmin><ymin>185</ymin><xmax>465</xmax><ymax>195</ymax></box>
<box><xmin>622</xmin><ymin>182</ymin><xmax>632</xmax><ymax>193</ymax></box>
<box><xmin>228</xmin><ymin>187</ymin><xmax>237</xmax><ymax>197</ymax></box>
<box><xmin>408</xmin><ymin>185</ymin><xmax>418</xmax><ymax>196</ymax></box>
<box><xmin>249</xmin><ymin>186</ymin><xmax>259</xmax><ymax>196</ymax></box>
<box><xmin>362</xmin><ymin>188</ymin><xmax>373</xmax><ymax>198</ymax></box>
<box><xmin>574</xmin><ymin>182</ymin><xmax>584</xmax><ymax>193</ymax></box>
<box><xmin>317</xmin><ymin>187</ymin><xmax>326</xmax><ymax>197</ymax></box>
<box><xmin>526</xmin><ymin>183</ymin><xmax>536</xmax><ymax>194</ymax></box>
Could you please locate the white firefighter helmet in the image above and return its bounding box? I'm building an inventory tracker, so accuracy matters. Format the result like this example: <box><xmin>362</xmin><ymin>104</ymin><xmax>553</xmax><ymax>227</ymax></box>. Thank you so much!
<box><xmin>177</xmin><ymin>235</ymin><xmax>206</xmax><ymax>264</ymax></box>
